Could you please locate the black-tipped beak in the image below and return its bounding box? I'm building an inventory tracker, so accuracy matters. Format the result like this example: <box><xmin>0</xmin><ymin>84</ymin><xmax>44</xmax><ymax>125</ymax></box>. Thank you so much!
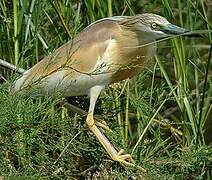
<box><xmin>184</xmin><ymin>33</ymin><xmax>203</xmax><ymax>38</ymax></box>
<box><xmin>161</xmin><ymin>24</ymin><xmax>203</xmax><ymax>38</ymax></box>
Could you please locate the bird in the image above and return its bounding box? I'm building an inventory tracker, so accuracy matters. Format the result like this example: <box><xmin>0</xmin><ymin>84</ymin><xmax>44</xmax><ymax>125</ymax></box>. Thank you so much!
<box><xmin>11</xmin><ymin>13</ymin><xmax>200</xmax><ymax>170</ymax></box>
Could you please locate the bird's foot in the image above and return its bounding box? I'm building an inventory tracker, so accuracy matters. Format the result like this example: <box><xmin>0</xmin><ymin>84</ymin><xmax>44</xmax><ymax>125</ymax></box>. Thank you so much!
<box><xmin>113</xmin><ymin>149</ymin><xmax>145</xmax><ymax>172</ymax></box>
<box><xmin>113</xmin><ymin>149</ymin><xmax>133</xmax><ymax>162</ymax></box>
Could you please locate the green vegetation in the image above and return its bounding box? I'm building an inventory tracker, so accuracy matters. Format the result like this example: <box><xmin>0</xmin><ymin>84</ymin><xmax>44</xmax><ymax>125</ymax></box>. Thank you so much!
<box><xmin>0</xmin><ymin>0</ymin><xmax>211</xmax><ymax>179</ymax></box>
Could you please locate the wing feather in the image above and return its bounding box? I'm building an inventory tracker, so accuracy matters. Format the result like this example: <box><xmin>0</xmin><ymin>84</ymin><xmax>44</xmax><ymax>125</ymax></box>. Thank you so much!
<box><xmin>13</xmin><ymin>19</ymin><xmax>119</xmax><ymax>92</ymax></box>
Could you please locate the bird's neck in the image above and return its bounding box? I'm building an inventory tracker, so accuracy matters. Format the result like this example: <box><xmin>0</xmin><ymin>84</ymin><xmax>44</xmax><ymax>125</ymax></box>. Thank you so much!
<box><xmin>108</xmin><ymin>26</ymin><xmax>156</xmax><ymax>84</ymax></box>
<box><xmin>113</xmin><ymin>26</ymin><xmax>156</xmax><ymax>63</ymax></box>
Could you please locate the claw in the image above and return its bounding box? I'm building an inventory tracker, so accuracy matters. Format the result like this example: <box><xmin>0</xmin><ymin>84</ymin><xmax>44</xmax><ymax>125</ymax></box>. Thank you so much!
<box><xmin>121</xmin><ymin>160</ymin><xmax>146</xmax><ymax>172</ymax></box>
<box><xmin>115</xmin><ymin>149</ymin><xmax>133</xmax><ymax>162</ymax></box>
<box><xmin>113</xmin><ymin>149</ymin><xmax>145</xmax><ymax>172</ymax></box>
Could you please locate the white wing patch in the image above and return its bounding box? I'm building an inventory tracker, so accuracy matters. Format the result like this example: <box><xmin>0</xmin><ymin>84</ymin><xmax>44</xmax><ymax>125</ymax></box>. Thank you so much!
<box><xmin>60</xmin><ymin>38</ymin><xmax>117</xmax><ymax>96</ymax></box>
<box><xmin>91</xmin><ymin>38</ymin><xmax>116</xmax><ymax>74</ymax></box>
<box><xmin>44</xmin><ymin>39</ymin><xmax>117</xmax><ymax>97</ymax></box>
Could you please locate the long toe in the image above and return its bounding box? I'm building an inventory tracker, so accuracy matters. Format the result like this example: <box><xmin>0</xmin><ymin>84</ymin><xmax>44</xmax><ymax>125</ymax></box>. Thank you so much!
<box><xmin>95</xmin><ymin>120</ymin><xmax>112</xmax><ymax>132</ymax></box>
<box><xmin>116</xmin><ymin>149</ymin><xmax>134</xmax><ymax>162</ymax></box>
<box><xmin>121</xmin><ymin>159</ymin><xmax>146</xmax><ymax>172</ymax></box>
<box><xmin>113</xmin><ymin>150</ymin><xmax>145</xmax><ymax>172</ymax></box>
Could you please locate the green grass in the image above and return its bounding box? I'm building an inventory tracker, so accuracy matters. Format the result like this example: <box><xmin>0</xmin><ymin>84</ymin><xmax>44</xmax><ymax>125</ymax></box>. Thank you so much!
<box><xmin>0</xmin><ymin>0</ymin><xmax>212</xmax><ymax>179</ymax></box>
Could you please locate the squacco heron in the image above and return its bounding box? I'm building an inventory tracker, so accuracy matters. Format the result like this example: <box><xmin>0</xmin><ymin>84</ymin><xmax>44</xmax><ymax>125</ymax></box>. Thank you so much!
<box><xmin>12</xmin><ymin>13</ymin><xmax>200</xmax><ymax>169</ymax></box>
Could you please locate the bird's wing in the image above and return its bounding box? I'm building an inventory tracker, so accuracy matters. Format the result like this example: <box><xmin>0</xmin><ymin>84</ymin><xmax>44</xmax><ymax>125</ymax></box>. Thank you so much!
<box><xmin>13</xmin><ymin>19</ymin><xmax>120</xmax><ymax>92</ymax></box>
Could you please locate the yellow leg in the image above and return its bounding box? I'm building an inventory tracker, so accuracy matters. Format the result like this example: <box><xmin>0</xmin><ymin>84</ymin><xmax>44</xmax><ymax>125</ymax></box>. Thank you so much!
<box><xmin>86</xmin><ymin>86</ymin><xmax>145</xmax><ymax>171</ymax></box>
<box><xmin>58</xmin><ymin>102</ymin><xmax>112</xmax><ymax>131</ymax></box>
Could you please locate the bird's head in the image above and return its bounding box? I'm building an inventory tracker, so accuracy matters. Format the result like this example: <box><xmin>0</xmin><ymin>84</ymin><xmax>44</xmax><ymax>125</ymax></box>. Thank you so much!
<box><xmin>120</xmin><ymin>13</ymin><xmax>201</xmax><ymax>43</ymax></box>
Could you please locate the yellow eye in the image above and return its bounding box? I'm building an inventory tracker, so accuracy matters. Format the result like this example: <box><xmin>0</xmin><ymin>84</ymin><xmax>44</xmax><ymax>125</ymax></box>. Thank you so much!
<box><xmin>151</xmin><ymin>23</ymin><xmax>157</xmax><ymax>29</ymax></box>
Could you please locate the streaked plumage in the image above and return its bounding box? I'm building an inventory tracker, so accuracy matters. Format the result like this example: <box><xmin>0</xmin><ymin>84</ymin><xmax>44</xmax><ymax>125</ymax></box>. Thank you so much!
<box><xmin>12</xmin><ymin>13</ymin><xmax>199</xmax><ymax>170</ymax></box>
